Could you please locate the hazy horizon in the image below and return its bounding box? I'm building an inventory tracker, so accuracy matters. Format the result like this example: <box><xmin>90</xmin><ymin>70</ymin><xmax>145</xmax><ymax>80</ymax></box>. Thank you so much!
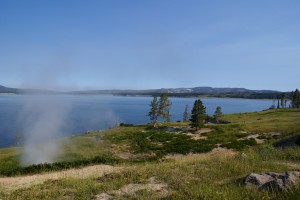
<box><xmin>1</xmin><ymin>1</ymin><xmax>299</xmax><ymax>91</ymax></box>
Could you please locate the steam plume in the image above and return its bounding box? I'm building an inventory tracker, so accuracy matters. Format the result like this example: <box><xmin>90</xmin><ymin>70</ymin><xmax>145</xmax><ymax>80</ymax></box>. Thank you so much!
<box><xmin>18</xmin><ymin>95</ymin><xmax>70</xmax><ymax>166</ymax></box>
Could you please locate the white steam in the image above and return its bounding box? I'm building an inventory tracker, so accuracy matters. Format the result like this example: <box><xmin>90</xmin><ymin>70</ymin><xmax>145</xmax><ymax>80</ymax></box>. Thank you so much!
<box><xmin>18</xmin><ymin>95</ymin><xmax>70</xmax><ymax>166</ymax></box>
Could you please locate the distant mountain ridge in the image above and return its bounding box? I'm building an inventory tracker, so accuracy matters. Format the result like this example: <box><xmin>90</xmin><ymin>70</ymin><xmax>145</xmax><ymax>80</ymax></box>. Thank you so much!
<box><xmin>0</xmin><ymin>85</ymin><xmax>284</xmax><ymax>99</ymax></box>
<box><xmin>73</xmin><ymin>86</ymin><xmax>280</xmax><ymax>94</ymax></box>
<box><xmin>71</xmin><ymin>86</ymin><xmax>283</xmax><ymax>99</ymax></box>
<box><xmin>0</xmin><ymin>85</ymin><xmax>18</xmax><ymax>93</ymax></box>
<box><xmin>0</xmin><ymin>85</ymin><xmax>56</xmax><ymax>94</ymax></box>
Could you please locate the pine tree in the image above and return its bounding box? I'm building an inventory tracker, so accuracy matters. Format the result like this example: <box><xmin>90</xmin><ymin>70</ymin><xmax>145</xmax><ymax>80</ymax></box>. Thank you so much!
<box><xmin>183</xmin><ymin>104</ymin><xmax>189</xmax><ymax>122</ymax></box>
<box><xmin>277</xmin><ymin>99</ymin><xmax>280</xmax><ymax>109</ymax></box>
<box><xmin>190</xmin><ymin>99</ymin><xmax>206</xmax><ymax>131</ymax></box>
<box><xmin>148</xmin><ymin>96</ymin><xmax>159</xmax><ymax>125</ymax></box>
<box><xmin>291</xmin><ymin>89</ymin><xmax>300</xmax><ymax>108</ymax></box>
<box><xmin>158</xmin><ymin>93</ymin><xmax>172</xmax><ymax>122</ymax></box>
<box><xmin>280</xmin><ymin>93</ymin><xmax>285</xmax><ymax>108</ymax></box>
<box><xmin>214</xmin><ymin>106</ymin><xmax>223</xmax><ymax>123</ymax></box>
<box><xmin>297</xmin><ymin>90</ymin><xmax>300</xmax><ymax>108</ymax></box>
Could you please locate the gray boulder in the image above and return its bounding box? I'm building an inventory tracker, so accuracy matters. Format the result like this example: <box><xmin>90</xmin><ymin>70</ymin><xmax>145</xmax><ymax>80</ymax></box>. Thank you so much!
<box><xmin>245</xmin><ymin>171</ymin><xmax>300</xmax><ymax>191</ymax></box>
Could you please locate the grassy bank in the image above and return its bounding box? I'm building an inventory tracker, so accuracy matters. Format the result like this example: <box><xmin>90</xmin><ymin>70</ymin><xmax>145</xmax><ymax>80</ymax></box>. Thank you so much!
<box><xmin>0</xmin><ymin>108</ymin><xmax>299</xmax><ymax>199</ymax></box>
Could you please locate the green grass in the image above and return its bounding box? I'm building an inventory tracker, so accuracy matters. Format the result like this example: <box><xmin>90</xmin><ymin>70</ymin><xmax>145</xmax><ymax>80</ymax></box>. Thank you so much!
<box><xmin>0</xmin><ymin>108</ymin><xmax>300</xmax><ymax>199</ymax></box>
<box><xmin>1</xmin><ymin>145</ymin><xmax>300</xmax><ymax>199</ymax></box>
<box><xmin>222</xmin><ymin>108</ymin><xmax>300</xmax><ymax>134</ymax></box>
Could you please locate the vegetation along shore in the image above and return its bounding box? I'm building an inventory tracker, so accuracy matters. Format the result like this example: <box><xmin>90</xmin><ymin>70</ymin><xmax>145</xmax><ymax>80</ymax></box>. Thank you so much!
<box><xmin>0</xmin><ymin>97</ymin><xmax>299</xmax><ymax>199</ymax></box>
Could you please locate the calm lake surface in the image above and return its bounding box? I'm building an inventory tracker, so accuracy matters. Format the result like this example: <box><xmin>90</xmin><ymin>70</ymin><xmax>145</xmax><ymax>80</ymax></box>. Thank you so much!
<box><xmin>0</xmin><ymin>94</ymin><xmax>273</xmax><ymax>147</ymax></box>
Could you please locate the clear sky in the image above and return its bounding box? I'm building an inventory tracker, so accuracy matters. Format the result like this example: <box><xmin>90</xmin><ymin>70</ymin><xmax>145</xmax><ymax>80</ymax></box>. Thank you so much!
<box><xmin>0</xmin><ymin>0</ymin><xmax>299</xmax><ymax>91</ymax></box>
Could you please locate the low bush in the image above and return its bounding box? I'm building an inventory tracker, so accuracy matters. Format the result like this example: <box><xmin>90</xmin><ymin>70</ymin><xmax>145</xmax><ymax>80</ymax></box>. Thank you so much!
<box><xmin>221</xmin><ymin>138</ymin><xmax>257</xmax><ymax>150</ymax></box>
<box><xmin>119</xmin><ymin>123</ymin><xmax>134</xmax><ymax>127</ymax></box>
<box><xmin>0</xmin><ymin>155</ymin><xmax>120</xmax><ymax>177</ymax></box>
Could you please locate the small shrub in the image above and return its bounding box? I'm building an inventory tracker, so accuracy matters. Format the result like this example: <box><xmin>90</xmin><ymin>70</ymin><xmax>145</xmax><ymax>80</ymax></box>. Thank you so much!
<box><xmin>0</xmin><ymin>155</ymin><xmax>120</xmax><ymax>177</ymax></box>
<box><xmin>234</xmin><ymin>132</ymin><xmax>249</xmax><ymax>138</ymax></box>
<box><xmin>119</xmin><ymin>123</ymin><xmax>134</xmax><ymax>127</ymax></box>
<box><xmin>221</xmin><ymin>138</ymin><xmax>257</xmax><ymax>150</ymax></box>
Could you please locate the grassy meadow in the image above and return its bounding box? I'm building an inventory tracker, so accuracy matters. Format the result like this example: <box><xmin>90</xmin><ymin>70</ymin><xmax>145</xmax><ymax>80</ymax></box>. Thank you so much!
<box><xmin>0</xmin><ymin>108</ymin><xmax>299</xmax><ymax>199</ymax></box>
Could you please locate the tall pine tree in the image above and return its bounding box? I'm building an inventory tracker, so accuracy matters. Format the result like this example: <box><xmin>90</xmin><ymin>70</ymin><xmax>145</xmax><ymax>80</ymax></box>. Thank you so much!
<box><xmin>190</xmin><ymin>99</ymin><xmax>206</xmax><ymax>131</ymax></box>
<box><xmin>183</xmin><ymin>104</ymin><xmax>189</xmax><ymax>122</ymax></box>
<box><xmin>148</xmin><ymin>96</ymin><xmax>159</xmax><ymax>125</ymax></box>
<box><xmin>158</xmin><ymin>92</ymin><xmax>172</xmax><ymax>122</ymax></box>
<box><xmin>291</xmin><ymin>89</ymin><xmax>300</xmax><ymax>108</ymax></box>
<box><xmin>280</xmin><ymin>93</ymin><xmax>285</xmax><ymax>108</ymax></box>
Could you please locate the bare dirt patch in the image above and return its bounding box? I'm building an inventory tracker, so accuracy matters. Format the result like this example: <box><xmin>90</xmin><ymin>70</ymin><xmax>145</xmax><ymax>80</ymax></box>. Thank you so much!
<box><xmin>95</xmin><ymin>177</ymin><xmax>170</xmax><ymax>200</ymax></box>
<box><xmin>0</xmin><ymin>165</ymin><xmax>121</xmax><ymax>191</ymax></box>
<box><xmin>246</xmin><ymin>134</ymin><xmax>264</xmax><ymax>144</ymax></box>
<box><xmin>185</xmin><ymin>128</ymin><xmax>212</xmax><ymax>141</ymax></box>
<box><xmin>186</xmin><ymin>133</ymin><xmax>208</xmax><ymax>140</ymax></box>
<box><xmin>198</xmin><ymin>128</ymin><xmax>213</xmax><ymax>134</ymax></box>
<box><xmin>239</xmin><ymin>132</ymin><xmax>282</xmax><ymax>144</ymax></box>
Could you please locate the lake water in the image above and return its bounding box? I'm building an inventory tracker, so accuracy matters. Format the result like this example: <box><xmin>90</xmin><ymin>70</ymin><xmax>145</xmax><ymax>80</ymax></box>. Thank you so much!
<box><xmin>0</xmin><ymin>94</ymin><xmax>273</xmax><ymax>148</ymax></box>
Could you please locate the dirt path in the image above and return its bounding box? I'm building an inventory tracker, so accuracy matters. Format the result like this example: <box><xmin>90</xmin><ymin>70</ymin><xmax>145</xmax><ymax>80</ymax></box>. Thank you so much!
<box><xmin>0</xmin><ymin>165</ymin><xmax>121</xmax><ymax>191</ymax></box>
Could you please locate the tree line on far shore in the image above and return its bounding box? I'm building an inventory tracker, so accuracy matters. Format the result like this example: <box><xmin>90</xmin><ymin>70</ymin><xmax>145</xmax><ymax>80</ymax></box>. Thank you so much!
<box><xmin>148</xmin><ymin>88</ymin><xmax>300</xmax><ymax>130</ymax></box>
<box><xmin>148</xmin><ymin>93</ymin><xmax>223</xmax><ymax>130</ymax></box>
<box><xmin>270</xmin><ymin>88</ymin><xmax>300</xmax><ymax>109</ymax></box>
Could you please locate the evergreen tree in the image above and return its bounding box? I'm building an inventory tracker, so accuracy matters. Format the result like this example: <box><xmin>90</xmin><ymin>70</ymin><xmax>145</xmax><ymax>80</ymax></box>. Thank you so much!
<box><xmin>190</xmin><ymin>99</ymin><xmax>206</xmax><ymax>131</ymax></box>
<box><xmin>291</xmin><ymin>89</ymin><xmax>300</xmax><ymax>108</ymax></box>
<box><xmin>214</xmin><ymin>106</ymin><xmax>223</xmax><ymax>123</ymax></box>
<box><xmin>158</xmin><ymin>92</ymin><xmax>172</xmax><ymax>122</ymax></box>
<box><xmin>183</xmin><ymin>104</ymin><xmax>189</xmax><ymax>122</ymax></box>
<box><xmin>284</xmin><ymin>99</ymin><xmax>288</xmax><ymax>108</ymax></box>
<box><xmin>280</xmin><ymin>93</ymin><xmax>285</xmax><ymax>108</ymax></box>
<box><xmin>148</xmin><ymin>96</ymin><xmax>159</xmax><ymax>125</ymax></box>
<box><xmin>277</xmin><ymin>99</ymin><xmax>280</xmax><ymax>109</ymax></box>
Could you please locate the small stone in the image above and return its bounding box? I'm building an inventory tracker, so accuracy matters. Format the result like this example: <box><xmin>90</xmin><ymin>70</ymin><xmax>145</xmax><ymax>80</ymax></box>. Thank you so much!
<box><xmin>95</xmin><ymin>193</ymin><xmax>113</xmax><ymax>200</ymax></box>
<box><xmin>240</xmin><ymin>153</ymin><xmax>247</xmax><ymax>159</ymax></box>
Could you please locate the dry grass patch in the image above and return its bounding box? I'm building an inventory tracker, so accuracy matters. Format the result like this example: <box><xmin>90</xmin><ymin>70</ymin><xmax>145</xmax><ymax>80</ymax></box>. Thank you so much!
<box><xmin>165</xmin><ymin>147</ymin><xmax>236</xmax><ymax>162</ymax></box>
<box><xmin>0</xmin><ymin>165</ymin><xmax>121</xmax><ymax>191</ymax></box>
<box><xmin>95</xmin><ymin>177</ymin><xmax>170</xmax><ymax>199</ymax></box>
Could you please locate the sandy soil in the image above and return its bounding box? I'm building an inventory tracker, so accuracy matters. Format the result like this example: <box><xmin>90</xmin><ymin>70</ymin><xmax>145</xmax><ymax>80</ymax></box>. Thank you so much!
<box><xmin>0</xmin><ymin>165</ymin><xmax>121</xmax><ymax>191</ymax></box>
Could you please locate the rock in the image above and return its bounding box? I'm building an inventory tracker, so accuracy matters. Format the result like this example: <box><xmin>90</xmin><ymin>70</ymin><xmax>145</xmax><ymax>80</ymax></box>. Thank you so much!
<box><xmin>239</xmin><ymin>153</ymin><xmax>247</xmax><ymax>159</ymax></box>
<box><xmin>245</xmin><ymin>171</ymin><xmax>300</xmax><ymax>191</ymax></box>
<box><xmin>245</xmin><ymin>173</ymin><xmax>273</xmax><ymax>186</ymax></box>
<box><xmin>95</xmin><ymin>193</ymin><xmax>113</xmax><ymax>200</ymax></box>
<box><xmin>259</xmin><ymin>178</ymin><xmax>284</xmax><ymax>191</ymax></box>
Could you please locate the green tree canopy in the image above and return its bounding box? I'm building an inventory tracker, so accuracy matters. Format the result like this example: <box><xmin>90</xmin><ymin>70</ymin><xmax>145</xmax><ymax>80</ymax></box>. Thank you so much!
<box><xmin>214</xmin><ymin>106</ymin><xmax>223</xmax><ymax>123</ymax></box>
<box><xmin>148</xmin><ymin>96</ymin><xmax>159</xmax><ymax>125</ymax></box>
<box><xmin>158</xmin><ymin>92</ymin><xmax>172</xmax><ymax>122</ymax></box>
<box><xmin>183</xmin><ymin>104</ymin><xmax>189</xmax><ymax>122</ymax></box>
<box><xmin>291</xmin><ymin>89</ymin><xmax>300</xmax><ymax>108</ymax></box>
<box><xmin>190</xmin><ymin>99</ymin><xmax>206</xmax><ymax>131</ymax></box>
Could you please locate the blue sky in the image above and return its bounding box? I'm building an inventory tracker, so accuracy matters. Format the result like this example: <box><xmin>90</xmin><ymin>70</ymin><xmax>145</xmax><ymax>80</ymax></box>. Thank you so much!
<box><xmin>0</xmin><ymin>0</ymin><xmax>299</xmax><ymax>91</ymax></box>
